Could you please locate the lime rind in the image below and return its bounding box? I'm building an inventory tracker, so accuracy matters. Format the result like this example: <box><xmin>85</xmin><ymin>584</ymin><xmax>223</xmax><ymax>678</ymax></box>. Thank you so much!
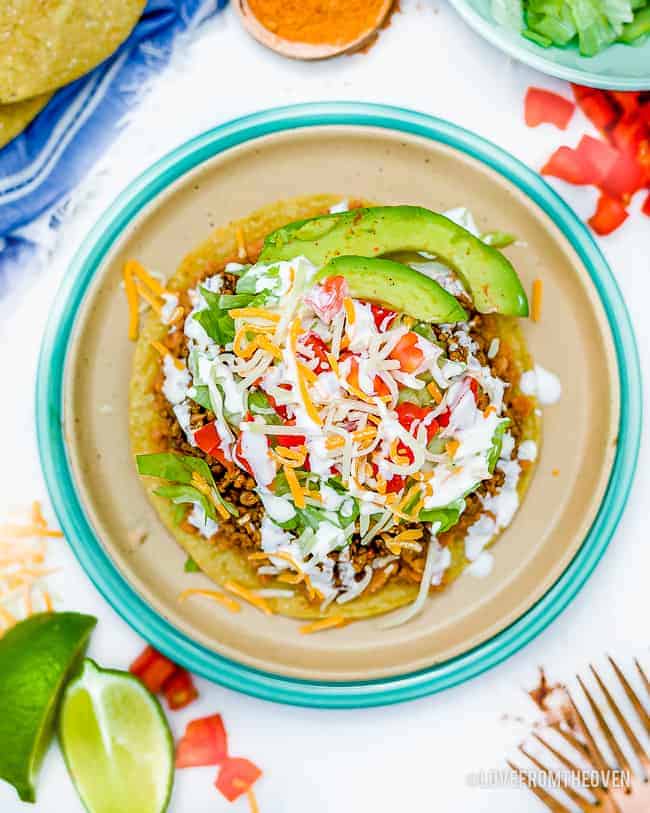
<box><xmin>59</xmin><ymin>659</ymin><xmax>174</xmax><ymax>813</ymax></box>
<box><xmin>0</xmin><ymin>612</ymin><xmax>97</xmax><ymax>803</ymax></box>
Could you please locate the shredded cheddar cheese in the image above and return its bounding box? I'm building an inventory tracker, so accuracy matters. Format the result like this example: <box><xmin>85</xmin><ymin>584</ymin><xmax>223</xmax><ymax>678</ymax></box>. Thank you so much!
<box><xmin>300</xmin><ymin>616</ymin><xmax>348</xmax><ymax>634</ymax></box>
<box><xmin>236</xmin><ymin>226</ymin><xmax>248</xmax><ymax>261</ymax></box>
<box><xmin>343</xmin><ymin>297</ymin><xmax>356</xmax><ymax>325</ymax></box>
<box><xmin>151</xmin><ymin>340</ymin><xmax>185</xmax><ymax>371</ymax></box>
<box><xmin>531</xmin><ymin>278</ymin><xmax>543</xmax><ymax>323</ymax></box>
<box><xmin>224</xmin><ymin>581</ymin><xmax>272</xmax><ymax>615</ymax></box>
<box><xmin>283</xmin><ymin>465</ymin><xmax>305</xmax><ymax>509</ymax></box>
<box><xmin>179</xmin><ymin>588</ymin><xmax>241</xmax><ymax>613</ymax></box>
<box><xmin>230</xmin><ymin>308</ymin><xmax>280</xmax><ymax>322</ymax></box>
<box><xmin>427</xmin><ymin>381</ymin><xmax>443</xmax><ymax>403</ymax></box>
<box><xmin>445</xmin><ymin>439</ymin><xmax>460</xmax><ymax>459</ymax></box>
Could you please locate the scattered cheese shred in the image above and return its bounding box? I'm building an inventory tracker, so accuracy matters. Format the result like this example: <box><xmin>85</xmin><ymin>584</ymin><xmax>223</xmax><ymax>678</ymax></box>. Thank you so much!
<box><xmin>300</xmin><ymin>616</ymin><xmax>348</xmax><ymax>634</ymax></box>
<box><xmin>343</xmin><ymin>297</ymin><xmax>356</xmax><ymax>325</ymax></box>
<box><xmin>532</xmin><ymin>278</ymin><xmax>543</xmax><ymax>323</ymax></box>
<box><xmin>230</xmin><ymin>308</ymin><xmax>280</xmax><ymax>322</ymax></box>
<box><xmin>247</xmin><ymin>789</ymin><xmax>260</xmax><ymax>813</ymax></box>
<box><xmin>445</xmin><ymin>439</ymin><xmax>460</xmax><ymax>459</ymax></box>
<box><xmin>427</xmin><ymin>381</ymin><xmax>443</xmax><ymax>403</ymax></box>
<box><xmin>283</xmin><ymin>465</ymin><xmax>305</xmax><ymax>509</ymax></box>
<box><xmin>236</xmin><ymin>226</ymin><xmax>248</xmax><ymax>260</ymax></box>
<box><xmin>224</xmin><ymin>581</ymin><xmax>272</xmax><ymax>615</ymax></box>
<box><xmin>178</xmin><ymin>588</ymin><xmax>241</xmax><ymax>613</ymax></box>
<box><xmin>124</xmin><ymin>261</ymin><xmax>141</xmax><ymax>341</ymax></box>
<box><xmin>151</xmin><ymin>340</ymin><xmax>184</xmax><ymax>371</ymax></box>
<box><xmin>190</xmin><ymin>472</ymin><xmax>230</xmax><ymax>520</ymax></box>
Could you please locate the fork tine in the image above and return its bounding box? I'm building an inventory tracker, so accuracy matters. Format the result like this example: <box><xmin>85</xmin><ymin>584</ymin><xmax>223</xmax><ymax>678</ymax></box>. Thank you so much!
<box><xmin>608</xmin><ymin>656</ymin><xmax>650</xmax><ymax>735</ymax></box>
<box><xmin>534</xmin><ymin>732</ymin><xmax>609</xmax><ymax>805</ymax></box>
<box><xmin>507</xmin><ymin>759</ymin><xmax>573</xmax><ymax>812</ymax></box>
<box><xmin>579</xmin><ymin>672</ymin><xmax>631</xmax><ymax>775</ymax></box>
<box><xmin>567</xmin><ymin>687</ymin><xmax>611</xmax><ymax>776</ymax></box>
<box><xmin>549</xmin><ymin>722</ymin><xmax>591</xmax><ymax>760</ymax></box>
<box><xmin>591</xmin><ymin>664</ymin><xmax>649</xmax><ymax>772</ymax></box>
<box><xmin>634</xmin><ymin>659</ymin><xmax>650</xmax><ymax>697</ymax></box>
<box><xmin>521</xmin><ymin>744</ymin><xmax>594</xmax><ymax>812</ymax></box>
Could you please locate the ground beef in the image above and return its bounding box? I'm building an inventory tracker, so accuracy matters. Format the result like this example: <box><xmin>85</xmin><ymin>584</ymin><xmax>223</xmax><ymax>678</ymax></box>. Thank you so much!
<box><xmin>150</xmin><ymin>268</ymin><xmax>532</xmax><ymax>599</ymax></box>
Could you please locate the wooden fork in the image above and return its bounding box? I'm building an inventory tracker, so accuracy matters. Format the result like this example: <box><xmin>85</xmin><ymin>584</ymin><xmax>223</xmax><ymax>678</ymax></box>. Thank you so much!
<box><xmin>509</xmin><ymin>657</ymin><xmax>650</xmax><ymax>812</ymax></box>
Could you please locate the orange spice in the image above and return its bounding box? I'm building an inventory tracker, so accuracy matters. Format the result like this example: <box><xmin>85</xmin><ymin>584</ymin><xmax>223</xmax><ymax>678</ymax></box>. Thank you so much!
<box><xmin>247</xmin><ymin>0</ymin><xmax>390</xmax><ymax>46</ymax></box>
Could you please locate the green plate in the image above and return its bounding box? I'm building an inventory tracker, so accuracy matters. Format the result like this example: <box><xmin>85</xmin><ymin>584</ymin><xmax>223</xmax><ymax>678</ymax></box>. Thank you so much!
<box><xmin>449</xmin><ymin>0</ymin><xmax>650</xmax><ymax>90</ymax></box>
<box><xmin>36</xmin><ymin>103</ymin><xmax>641</xmax><ymax>708</ymax></box>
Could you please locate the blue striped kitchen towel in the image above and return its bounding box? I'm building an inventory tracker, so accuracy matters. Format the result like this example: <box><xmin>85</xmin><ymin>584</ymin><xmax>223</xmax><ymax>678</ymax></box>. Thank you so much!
<box><xmin>0</xmin><ymin>0</ymin><xmax>226</xmax><ymax>283</ymax></box>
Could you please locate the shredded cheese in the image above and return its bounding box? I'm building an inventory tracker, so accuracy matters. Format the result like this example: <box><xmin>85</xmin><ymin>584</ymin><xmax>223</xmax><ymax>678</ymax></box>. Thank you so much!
<box><xmin>283</xmin><ymin>465</ymin><xmax>305</xmax><ymax>509</ymax></box>
<box><xmin>151</xmin><ymin>340</ymin><xmax>184</xmax><ymax>371</ymax></box>
<box><xmin>427</xmin><ymin>381</ymin><xmax>443</xmax><ymax>403</ymax></box>
<box><xmin>230</xmin><ymin>308</ymin><xmax>280</xmax><ymax>322</ymax></box>
<box><xmin>236</xmin><ymin>226</ymin><xmax>248</xmax><ymax>260</ymax></box>
<box><xmin>532</xmin><ymin>278</ymin><xmax>543</xmax><ymax>323</ymax></box>
<box><xmin>300</xmin><ymin>616</ymin><xmax>348</xmax><ymax>634</ymax></box>
<box><xmin>343</xmin><ymin>297</ymin><xmax>356</xmax><ymax>325</ymax></box>
<box><xmin>178</xmin><ymin>588</ymin><xmax>241</xmax><ymax>613</ymax></box>
<box><xmin>224</xmin><ymin>581</ymin><xmax>272</xmax><ymax>615</ymax></box>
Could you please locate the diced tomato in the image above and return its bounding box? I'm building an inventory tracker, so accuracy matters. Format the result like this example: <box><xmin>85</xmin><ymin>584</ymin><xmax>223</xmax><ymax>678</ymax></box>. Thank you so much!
<box><xmin>345</xmin><ymin>355</ymin><xmax>390</xmax><ymax>398</ymax></box>
<box><xmin>600</xmin><ymin>151</ymin><xmax>645</xmax><ymax>199</ymax></box>
<box><xmin>588</xmin><ymin>194</ymin><xmax>629</xmax><ymax>236</ymax></box>
<box><xmin>194</xmin><ymin>421</ymin><xmax>233</xmax><ymax>470</ymax></box>
<box><xmin>368</xmin><ymin>302</ymin><xmax>397</xmax><ymax>330</ymax></box>
<box><xmin>611</xmin><ymin>116</ymin><xmax>646</xmax><ymax>159</ymax></box>
<box><xmin>215</xmin><ymin>757</ymin><xmax>262</xmax><ymax>802</ymax></box>
<box><xmin>610</xmin><ymin>91</ymin><xmax>640</xmax><ymax>116</ymax></box>
<box><xmin>275</xmin><ymin>433</ymin><xmax>306</xmax><ymax>448</ymax></box>
<box><xmin>303</xmin><ymin>333</ymin><xmax>331</xmax><ymax>374</ymax></box>
<box><xmin>389</xmin><ymin>332</ymin><xmax>424</xmax><ymax>373</ymax></box>
<box><xmin>176</xmin><ymin>714</ymin><xmax>229</xmax><ymax>769</ymax></box>
<box><xmin>194</xmin><ymin>421</ymin><xmax>220</xmax><ymax>454</ymax></box>
<box><xmin>385</xmin><ymin>474</ymin><xmax>406</xmax><ymax>493</ymax></box>
<box><xmin>524</xmin><ymin>87</ymin><xmax>575</xmax><ymax>130</ymax></box>
<box><xmin>572</xmin><ymin>86</ymin><xmax>618</xmax><ymax>132</ymax></box>
<box><xmin>437</xmin><ymin>408</ymin><xmax>451</xmax><ymax>428</ymax></box>
<box><xmin>642</xmin><ymin>192</ymin><xmax>650</xmax><ymax>217</ymax></box>
<box><xmin>396</xmin><ymin>402</ymin><xmax>440</xmax><ymax>444</ymax></box>
<box><xmin>469</xmin><ymin>379</ymin><xmax>479</xmax><ymax>398</ymax></box>
<box><xmin>306</xmin><ymin>275</ymin><xmax>347</xmax><ymax>323</ymax></box>
<box><xmin>575</xmin><ymin>136</ymin><xmax>620</xmax><ymax>185</ymax></box>
<box><xmin>266</xmin><ymin>390</ymin><xmax>289</xmax><ymax>420</ymax></box>
<box><xmin>234</xmin><ymin>434</ymin><xmax>256</xmax><ymax>478</ymax></box>
<box><xmin>130</xmin><ymin>646</ymin><xmax>178</xmax><ymax>694</ymax></box>
<box><xmin>541</xmin><ymin>147</ymin><xmax>593</xmax><ymax>185</ymax></box>
<box><xmin>163</xmin><ymin>668</ymin><xmax>198</xmax><ymax>711</ymax></box>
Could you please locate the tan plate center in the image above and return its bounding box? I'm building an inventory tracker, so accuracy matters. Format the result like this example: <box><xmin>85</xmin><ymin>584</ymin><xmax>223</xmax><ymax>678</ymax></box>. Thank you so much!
<box><xmin>64</xmin><ymin>126</ymin><xmax>619</xmax><ymax>681</ymax></box>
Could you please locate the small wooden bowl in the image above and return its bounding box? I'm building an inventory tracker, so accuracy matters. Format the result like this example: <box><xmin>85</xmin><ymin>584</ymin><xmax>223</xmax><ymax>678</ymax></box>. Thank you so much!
<box><xmin>234</xmin><ymin>0</ymin><xmax>394</xmax><ymax>60</ymax></box>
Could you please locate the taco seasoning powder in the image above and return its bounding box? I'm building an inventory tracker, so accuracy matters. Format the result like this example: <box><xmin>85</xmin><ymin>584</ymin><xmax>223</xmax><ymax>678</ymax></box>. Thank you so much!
<box><xmin>246</xmin><ymin>0</ymin><xmax>391</xmax><ymax>47</ymax></box>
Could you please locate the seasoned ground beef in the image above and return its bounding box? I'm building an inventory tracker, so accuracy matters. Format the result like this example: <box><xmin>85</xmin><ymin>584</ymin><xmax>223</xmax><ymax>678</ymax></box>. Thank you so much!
<box><xmin>151</xmin><ymin>269</ymin><xmax>532</xmax><ymax>598</ymax></box>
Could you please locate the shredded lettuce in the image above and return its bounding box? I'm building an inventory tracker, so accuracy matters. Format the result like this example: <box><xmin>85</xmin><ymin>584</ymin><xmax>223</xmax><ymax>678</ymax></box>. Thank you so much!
<box><xmin>493</xmin><ymin>0</ymin><xmax>648</xmax><ymax>54</ymax></box>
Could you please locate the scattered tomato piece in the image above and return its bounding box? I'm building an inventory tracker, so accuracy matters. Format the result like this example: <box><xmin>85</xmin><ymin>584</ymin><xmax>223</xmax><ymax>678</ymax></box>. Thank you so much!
<box><xmin>176</xmin><ymin>714</ymin><xmax>229</xmax><ymax>769</ymax></box>
<box><xmin>216</xmin><ymin>757</ymin><xmax>263</xmax><ymax>802</ymax></box>
<box><xmin>575</xmin><ymin>136</ymin><xmax>619</xmax><ymax>184</ymax></box>
<box><xmin>368</xmin><ymin>302</ymin><xmax>397</xmax><ymax>330</ymax></box>
<box><xmin>642</xmin><ymin>192</ymin><xmax>650</xmax><ymax>217</ymax></box>
<box><xmin>600</xmin><ymin>151</ymin><xmax>645</xmax><ymax>199</ymax></box>
<box><xmin>302</xmin><ymin>333</ymin><xmax>331</xmax><ymax>373</ymax></box>
<box><xmin>572</xmin><ymin>86</ymin><xmax>618</xmax><ymax>132</ymax></box>
<box><xmin>541</xmin><ymin>147</ymin><xmax>592</xmax><ymax>185</ymax></box>
<box><xmin>163</xmin><ymin>668</ymin><xmax>199</xmax><ymax>711</ymax></box>
<box><xmin>525</xmin><ymin>87</ymin><xmax>575</xmax><ymax>130</ymax></box>
<box><xmin>130</xmin><ymin>646</ymin><xmax>178</xmax><ymax>693</ymax></box>
<box><xmin>589</xmin><ymin>194</ymin><xmax>629</xmax><ymax>236</ymax></box>
<box><xmin>389</xmin><ymin>332</ymin><xmax>424</xmax><ymax>373</ymax></box>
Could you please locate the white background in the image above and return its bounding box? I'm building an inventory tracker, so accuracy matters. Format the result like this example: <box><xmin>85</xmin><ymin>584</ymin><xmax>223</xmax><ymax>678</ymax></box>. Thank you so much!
<box><xmin>1</xmin><ymin>1</ymin><xmax>648</xmax><ymax>810</ymax></box>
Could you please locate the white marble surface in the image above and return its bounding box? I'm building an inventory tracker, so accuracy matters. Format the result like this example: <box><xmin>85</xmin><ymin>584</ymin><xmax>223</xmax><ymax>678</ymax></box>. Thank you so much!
<box><xmin>1</xmin><ymin>1</ymin><xmax>648</xmax><ymax>810</ymax></box>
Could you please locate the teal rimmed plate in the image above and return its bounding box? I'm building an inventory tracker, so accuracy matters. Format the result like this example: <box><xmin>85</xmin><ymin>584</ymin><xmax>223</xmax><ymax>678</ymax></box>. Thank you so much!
<box><xmin>448</xmin><ymin>0</ymin><xmax>650</xmax><ymax>90</ymax></box>
<box><xmin>36</xmin><ymin>103</ymin><xmax>641</xmax><ymax>708</ymax></box>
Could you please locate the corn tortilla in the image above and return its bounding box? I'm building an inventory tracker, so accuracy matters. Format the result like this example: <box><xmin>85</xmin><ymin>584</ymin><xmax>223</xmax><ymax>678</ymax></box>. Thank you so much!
<box><xmin>0</xmin><ymin>0</ymin><xmax>146</xmax><ymax>104</ymax></box>
<box><xmin>0</xmin><ymin>93</ymin><xmax>51</xmax><ymax>149</ymax></box>
<box><xmin>129</xmin><ymin>195</ymin><xmax>541</xmax><ymax>619</ymax></box>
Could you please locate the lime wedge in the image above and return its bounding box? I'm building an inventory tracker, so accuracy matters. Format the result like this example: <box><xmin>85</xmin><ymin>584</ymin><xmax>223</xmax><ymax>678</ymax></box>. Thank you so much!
<box><xmin>0</xmin><ymin>612</ymin><xmax>97</xmax><ymax>803</ymax></box>
<box><xmin>59</xmin><ymin>659</ymin><xmax>174</xmax><ymax>813</ymax></box>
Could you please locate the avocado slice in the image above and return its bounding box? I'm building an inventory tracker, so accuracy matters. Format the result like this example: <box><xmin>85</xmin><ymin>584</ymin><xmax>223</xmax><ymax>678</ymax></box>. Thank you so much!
<box><xmin>260</xmin><ymin>206</ymin><xmax>529</xmax><ymax>317</ymax></box>
<box><xmin>313</xmin><ymin>256</ymin><xmax>468</xmax><ymax>323</ymax></box>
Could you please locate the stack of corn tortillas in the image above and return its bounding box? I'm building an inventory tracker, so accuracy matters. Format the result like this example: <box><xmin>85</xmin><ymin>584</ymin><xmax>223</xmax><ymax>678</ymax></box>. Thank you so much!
<box><xmin>0</xmin><ymin>0</ymin><xmax>146</xmax><ymax>148</ymax></box>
